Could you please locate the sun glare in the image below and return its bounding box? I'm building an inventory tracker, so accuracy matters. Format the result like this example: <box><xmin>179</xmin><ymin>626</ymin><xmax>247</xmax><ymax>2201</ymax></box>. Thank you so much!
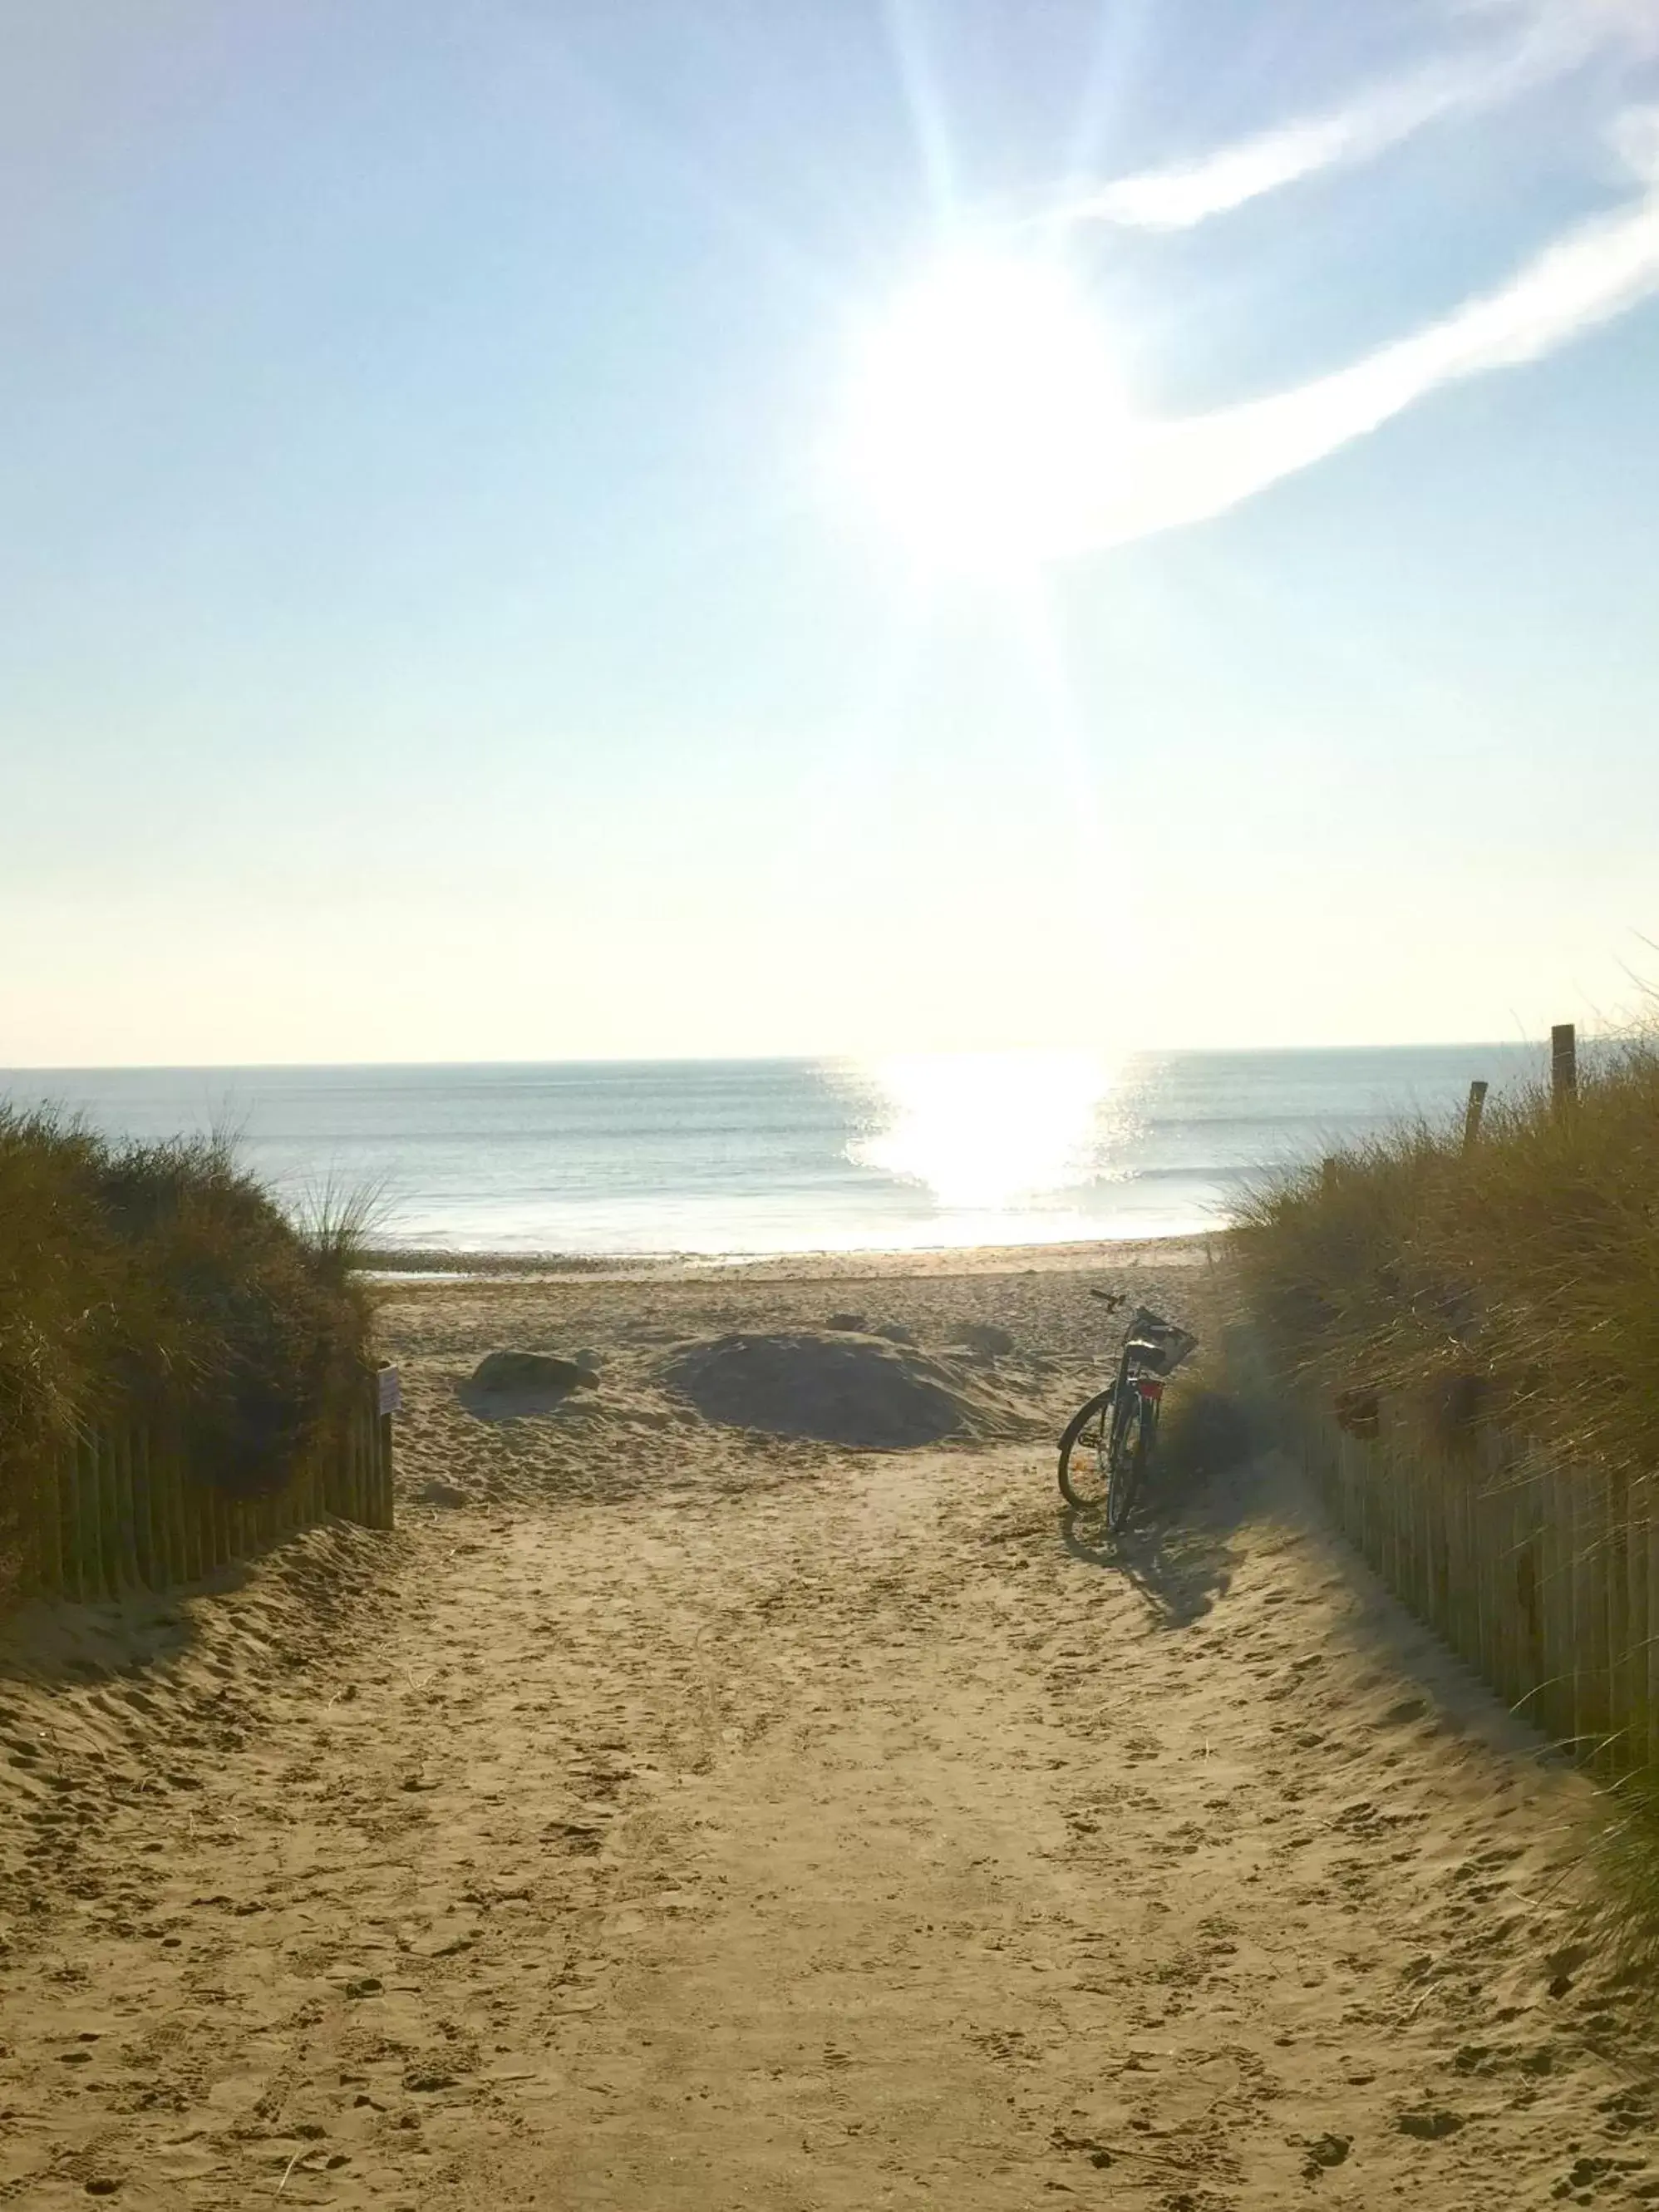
<box><xmin>836</xmin><ymin>254</ymin><xmax>1135</xmax><ymax>574</ymax></box>
<box><xmin>849</xmin><ymin>1050</ymin><xmax>1122</xmax><ymax>1213</ymax></box>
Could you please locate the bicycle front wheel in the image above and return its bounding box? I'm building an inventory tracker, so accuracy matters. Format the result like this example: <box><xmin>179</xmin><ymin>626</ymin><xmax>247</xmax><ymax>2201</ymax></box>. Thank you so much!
<box><xmin>1057</xmin><ymin>1387</ymin><xmax>1116</xmax><ymax>1510</ymax></box>
<box><xmin>1106</xmin><ymin>1388</ymin><xmax>1149</xmax><ymax>1535</ymax></box>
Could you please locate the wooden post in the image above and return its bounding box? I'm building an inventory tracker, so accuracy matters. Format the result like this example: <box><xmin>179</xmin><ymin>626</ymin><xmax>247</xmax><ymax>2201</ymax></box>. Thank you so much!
<box><xmin>1459</xmin><ymin>1469</ymin><xmax>1482</xmax><ymax>1676</ymax></box>
<box><xmin>1564</xmin><ymin>1472</ymin><xmax>1585</xmax><ymax>1754</ymax></box>
<box><xmin>1406</xmin><ymin>1441</ymin><xmax>1433</xmax><ymax>1618</ymax></box>
<box><xmin>1488</xmin><ymin>1467</ymin><xmax>1514</xmax><ymax>1707</ymax></box>
<box><xmin>1529</xmin><ymin>1455</ymin><xmax>1550</xmax><ymax>1731</ymax></box>
<box><xmin>133</xmin><ymin>1425</ymin><xmax>153</xmax><ymax>1589</ymax></box>
<box><xmin>1631</xmin><ymin>1478</ymin><xmax>1654</xmax><ymax>1771</ymax></box>
<box><xmin>152</xmin><ymin>1422</ymin><xmax>179</xmax><ymax>1589</ymax></box>
<box><xmin>1470</xmin><ymin>1469</ymin><xmax>1491</xmax><ymax>1679</ymax></box>
<box><xmin>1381</xmin><ymin>1430</ymin><xmax>1399</xmax><ymax>1595</ymax></box>
<box><xmin>94</xmin><ymin>1427</ymin><xmax>124</xmax><ymax>1600</ymax></box>
<box><xmin>1579</xmin><ymin>1474</ymin><xmax>1612</xmax><ymax>1770</ymax></box>
<box><xmin>378</xmin><ymin>1415</ymin><xmax>393</xmax><ymax>1528</ymax></box>
<box><xmin>1440</xmin><ymin>1437</ymin><xmax>1463</xmax><ymax>1658</ymax></box>
<box><xmin>115</xmin><ymin>1426</ymin><xmax>142</xmax><ymax>1592</ymax></box>
<box><xmin>1552</xmin><ymin>1022</ymin><xmax>1577</xmax><ymax>1107</ymax></box>
<box><xmin>1462</xmin><ymin>1080</ymin><xmax>1489</xmax><ymax>1152</ymax></box>
<box><xmin>207</xmin><ymin>1480</ymin><xmax>229</xmax><ymax>1575</ymax></box>
<box><xmin>323</xmin><ymin>1407</ymin><xmax>342</xmax><ymax>1519</ymax></box>
<box><xmin>342</xmin><ymin>1409</ymin><xmax>360</xmax><ymax>1524</ymax></box>
<box><xmin>179</xmin><ymin>1431</ymin><xmax>204</xmax><ymax>1584</ymax></box>
<box><xmin>1486</xmin><ymin>1477</ymin><xmax>1513</xmax><ymax>1698</ymax></box>
<box><xmin>1321</xmin><ymin>1155</ymin><xmax>1339</xmax><ymax>1194</ymax></box>
<box><xmin>1538</xmin><ymin>1462</ymin><xmax>1568</xmax><ymax>1746</ymax></box>
<box><xmin>1341</xmin><ymin>1421</ymin><xmax>1360</xmax><ymax>1544</ymax></box>
<box><xmin>35</xmin><ymin>1431</ymin><xmax>65</xmax><ymax>1599</ymax></box>
<box><xmin>1430</xmin><ymin>1441</ymin><xmax>1452</xmax><ymax>1643</ymax></box>
<box><xmin>61</xmin><ymin>1432</ymin><xmax>86</xmax><ymax>1602</ymax></box>
<box><xmin>1608</xmin><ymin>1475</ymin><xmax>1634</xmax><ymax>1771</ymax></box>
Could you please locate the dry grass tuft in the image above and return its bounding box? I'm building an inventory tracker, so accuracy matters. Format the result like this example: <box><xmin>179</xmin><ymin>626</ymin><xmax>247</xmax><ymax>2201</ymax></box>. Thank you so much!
<box><xmin>1228</xmin><ymin>1036</ymin><xmax>1659</xmax><ymax>1480</ymax></box>
<box><xmin>1228</xmin><ymin>1035</ymin><xmax>1659</xmax><ymax>1956</ymax></box>
<box><xmin>0</xmin><ymin>1108</ymin><xmax>375</xmax><ymax>1596</ymax></box>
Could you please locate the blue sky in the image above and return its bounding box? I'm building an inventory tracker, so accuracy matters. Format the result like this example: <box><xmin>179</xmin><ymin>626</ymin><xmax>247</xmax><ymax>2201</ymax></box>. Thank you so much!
<box><xmin>3</xmin><ymin>0</ymin><xmax>1657</xmax><ymax>1063</ymax></box>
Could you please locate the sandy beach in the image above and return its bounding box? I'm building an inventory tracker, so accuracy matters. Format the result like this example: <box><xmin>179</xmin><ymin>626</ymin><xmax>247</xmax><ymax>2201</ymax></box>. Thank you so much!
<box><xmin>2</xmin><ymin>1243</ymin><xmax>1653</xmax><ymax>2209</ymax></box>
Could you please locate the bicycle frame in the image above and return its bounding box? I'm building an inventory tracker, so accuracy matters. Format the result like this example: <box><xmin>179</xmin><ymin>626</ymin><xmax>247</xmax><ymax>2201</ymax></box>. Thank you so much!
<box><xmin>1058</xmin><ymin>1292</ymin><xmax>1196</xmax><ymax>1521</ymax></box>
<box><xmin>1110</xmin><ymin>1343</ymin><xmax>1166</xmax><ymax>1456</ymax></box>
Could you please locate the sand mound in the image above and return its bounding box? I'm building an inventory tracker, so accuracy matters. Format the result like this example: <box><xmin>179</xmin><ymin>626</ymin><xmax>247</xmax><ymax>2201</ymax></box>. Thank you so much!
<box><xmin>955</xmin><ymin>1322</ymin><xmax>1015</xmax><ymax>1357</ymax></box>
<box><xmin>460</xmin><ymin>1349</ymin><xmax>597</xmax><ymax>1420</ymax></box>
<box><xmin>825</xmin><ymin>1314</ymin><xmax>917</xmax><ymax>1346</ymax></box>
<box><xmin>657</xmin><ymin>1329</ymin><xmax>1012</xmax><ymax>1449</ymax></box>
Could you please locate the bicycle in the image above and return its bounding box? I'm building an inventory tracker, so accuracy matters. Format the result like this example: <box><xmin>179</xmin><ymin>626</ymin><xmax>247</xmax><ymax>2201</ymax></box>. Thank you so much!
<box><xmin>1056</xmin><ymin>1291</ymin><xmax>1198</xmax><ymax>1530</ymax></box>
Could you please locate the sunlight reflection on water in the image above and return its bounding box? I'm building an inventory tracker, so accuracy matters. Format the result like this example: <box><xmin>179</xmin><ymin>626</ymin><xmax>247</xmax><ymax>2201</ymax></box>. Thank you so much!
<box><xmin>844</xmin><ymin>1050</ymin><xmax>1138</xmax><ymax>1211</ymax></box>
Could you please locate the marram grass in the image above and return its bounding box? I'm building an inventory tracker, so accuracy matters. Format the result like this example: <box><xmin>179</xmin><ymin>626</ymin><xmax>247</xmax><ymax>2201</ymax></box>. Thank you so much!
<box><xmin>1229</xmin><ymin>1036</ymin><xmax>1659</xmax><ymax>1481</ymax></box>
<box><xmin>1228</xmin><ymin>1033</ymin><xmax>1659</xmax><ymax>1957</ymax></box>
<box><xmin>0</xmin><ymin>1106</ymin><xmax>375</xmax><ymax>1605</ymax></box>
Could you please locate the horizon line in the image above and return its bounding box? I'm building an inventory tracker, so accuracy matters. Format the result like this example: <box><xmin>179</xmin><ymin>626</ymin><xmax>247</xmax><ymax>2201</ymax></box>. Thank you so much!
<box><xmin>0</xmin><ymin>1037</ymin><xmax>1560</xmax><ymax>1076</ymax></box>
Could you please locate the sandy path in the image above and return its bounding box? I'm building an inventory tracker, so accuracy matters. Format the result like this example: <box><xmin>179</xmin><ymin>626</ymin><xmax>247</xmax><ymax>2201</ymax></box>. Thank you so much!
<box><xmin>2</xmin><ymin>1261</ymin><xmax>1656</xmax><ymax>2209</ymax></box>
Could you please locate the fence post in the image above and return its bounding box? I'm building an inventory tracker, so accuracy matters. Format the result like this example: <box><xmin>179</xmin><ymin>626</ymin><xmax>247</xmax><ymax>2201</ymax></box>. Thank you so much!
<box><xmin>1608</xmin><ymin>1474</ymin><xmax>1635</xmax><ymax>1770</ymax></box>
<box><xmin>178</xmin><ymin>1426</ymin><xmax>205</xmax><ymax>1584</ymax></box>
<box><xmin>33</xmin><ymin>1432</ymin><xmax>65</xmax><ymax>1599</ymax></box>
<box><xmin>115</xmin><ymin>1427</ymin><xmax>142</xmax><ymax>1591</ymax></box>
<box><xmin>94</xmin><ymin>1428</ymin><xmax>124</xmax><ymax>1600</ymax></box>
<box><xmin>342</xmin><ymin>1402</ymin><xmax>359</xmax><ymax>1520</ymax></box>
<box><xmin>1463</xmin><ymin>1080</ymin><xmax>1489</xmax><ymax>1152</ymax></box>
<box><xmin>1552</xmin><ymin>1023</ymin><xmax>1577</xmax><ymax>1107</ymax></box>
<box><xmin>1497</xmin><ymin>1466</ymin><xmax>1520</xmax><ymax>1694</ymax></box>
<box><xmin>1429</xmin><ymin>1438</ymin><xmax>1451</xmax><ymax>1641</ymax></box>
<box><xmin>18</xmin><ymin>1363</ymin><xmax>391</xmax><ymax>1609</ymax></box>
<box><xmin>1458</xmin><ymin>1466</ymin><xmax>1481</xmax><ymax>1676</ymax></box>
<box><xmin>1564</xmin><ymin>1471</ymin><xmax>1585</xmax><ymax>1754</ymax></box>
<box><xmin>130</xmin><ymin>1426</ymin><xmax>155</xmax><ymax>1589</ymax></box>
<box><xmin>1583</xmin><ymin>1475</ymin><xmax>1608</xmax><ymax>1762</ymax></box>
<box><xmin>207</xmin><ymin>1478</ymin><xmax>230</xmax><ymax>1575</ymax></box>
<box><xmin>156</xmin><ymin>1418</ymin><xmax>181</xmax><ymax>1586</ymax></box>
<box><xmin>377</xmin><ymin>1380</ymin><xmax>396</xmax><ymax>1530</ymax></box>
<box><xmin>1631</xmin><ymin>1478</ymin><xmax>1654</xmax><ymax>1771</ymax></box>
<box><xmin>1530</xmin><ymin>1468</ymin><xmax>1557</xmax><ymax>1725</ymax></box>
<box><xmin>352</xmin><ymin>1402</ymin><xmax>367</xmax><ymax>1524</ymax></box>
<box><xmin>1477</xmin><ymin>1468</ymin><xmax>1504</xmax><ymax>1672</ymax></box>
<box><xmin>59</xmin><ymin>1433</ymin><xmax>83</xmax><ymax>1602</ymax></box>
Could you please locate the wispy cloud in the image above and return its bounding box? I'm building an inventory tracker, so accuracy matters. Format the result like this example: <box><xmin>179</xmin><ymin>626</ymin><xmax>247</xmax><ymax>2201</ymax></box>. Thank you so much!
<box><xmin>1071</xmin><ymin>123</ymin><xmax>1659</xmax><ymax>549</ymax></box>
<box><xmin>1036</xmin><ymin>1</ymin><xmax>1656</xmax><ymax>232</ymax></box>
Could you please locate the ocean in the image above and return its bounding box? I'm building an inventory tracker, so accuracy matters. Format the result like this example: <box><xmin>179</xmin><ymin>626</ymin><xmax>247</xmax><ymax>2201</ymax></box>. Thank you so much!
<box><xmin>1</xmin><ymin>1045</ymin><xmax>1548</xmax><ymax>1259</ymax></box>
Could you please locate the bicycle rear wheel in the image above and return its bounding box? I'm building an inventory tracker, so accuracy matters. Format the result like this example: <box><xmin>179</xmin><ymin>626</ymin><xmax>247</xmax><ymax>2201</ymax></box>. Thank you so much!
<box><xmin>1106</xmin><ymin>1388</ymin><xmax>1149</xmax><ymax>1535</ymax></box>
<box><xmin>1057</xmin><ymin>1388</ymin><xmax>1116</xmax><ymax>1510</ymax></box>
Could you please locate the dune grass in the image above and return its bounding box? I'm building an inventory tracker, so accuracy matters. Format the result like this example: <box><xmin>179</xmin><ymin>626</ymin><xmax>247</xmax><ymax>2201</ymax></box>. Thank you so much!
<box><xmin>1229</xmin><ymin>1035</ymin><xmax>1659</xmax><ymax>1479</ymax></box>
<box><xmin>1229</xmin><ymin>1034</ymin><xmax>1659</xmax><ymax>1955</ymax></box>
<box><xmin>0</xmin><ymin>1106</ymin><xmax>375</xmax><ymax>1602</ymax></box>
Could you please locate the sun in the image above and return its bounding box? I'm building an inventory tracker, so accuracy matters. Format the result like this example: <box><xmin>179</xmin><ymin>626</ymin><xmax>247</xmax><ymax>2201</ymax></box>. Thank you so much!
<box><xmin>834</xmin><ymin>252</ymin><xmax>1135</xmax><ymax>574</ymax></box>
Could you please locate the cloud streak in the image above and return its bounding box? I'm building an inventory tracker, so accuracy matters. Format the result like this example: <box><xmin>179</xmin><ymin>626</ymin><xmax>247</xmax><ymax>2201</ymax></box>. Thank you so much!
<box><xmin>1069</xmin><ymin>152</ymin><xmax>1659</xmax><ymax>551</ymax></box>
<box><xmin>1036</xmin><ymin>1</ymin><xmax>1656</xmax><ymax>232</ymax></box>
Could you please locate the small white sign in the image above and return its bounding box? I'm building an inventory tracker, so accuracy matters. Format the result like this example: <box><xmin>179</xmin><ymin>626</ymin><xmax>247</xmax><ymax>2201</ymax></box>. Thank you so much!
<box><xmin>377</xmin><ymin>1367</ymin><xmax>403</xmax><ymax>1415</ymax></box>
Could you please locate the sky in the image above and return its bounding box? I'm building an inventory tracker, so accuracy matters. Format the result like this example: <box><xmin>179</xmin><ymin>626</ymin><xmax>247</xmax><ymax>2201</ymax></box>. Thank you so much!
<box><xmin>2</xmin><ymin>0</ymin><xmax>1657</xmax><ymax>1066</ymax></box>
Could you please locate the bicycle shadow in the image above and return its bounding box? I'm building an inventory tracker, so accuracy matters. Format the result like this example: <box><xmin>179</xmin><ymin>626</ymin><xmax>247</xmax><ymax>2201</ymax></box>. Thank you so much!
<box><xmin>1061</xmin><ymin>1451</ymin><xmax>1260</xmax><ymax>1629</ymax></box>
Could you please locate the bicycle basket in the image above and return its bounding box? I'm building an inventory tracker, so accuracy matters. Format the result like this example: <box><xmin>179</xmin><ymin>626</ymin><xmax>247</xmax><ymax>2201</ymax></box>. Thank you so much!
<box><xmin>1125</xmin><ymin>1313</ymin><xmax>1198</xmax><ymax>1377</ymax></box>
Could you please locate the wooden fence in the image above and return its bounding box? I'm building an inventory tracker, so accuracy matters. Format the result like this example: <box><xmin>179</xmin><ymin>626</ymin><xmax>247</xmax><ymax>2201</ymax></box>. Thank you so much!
<box><xmin>1277</xmin><ymin>1387</ymin><xmax>1658</xmax><ymax>1777</ymax></box>
<box><xmin>12</xmin><ymin>1365</ymin><xmax>396</xmax><ymax>1607</ymax></box>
